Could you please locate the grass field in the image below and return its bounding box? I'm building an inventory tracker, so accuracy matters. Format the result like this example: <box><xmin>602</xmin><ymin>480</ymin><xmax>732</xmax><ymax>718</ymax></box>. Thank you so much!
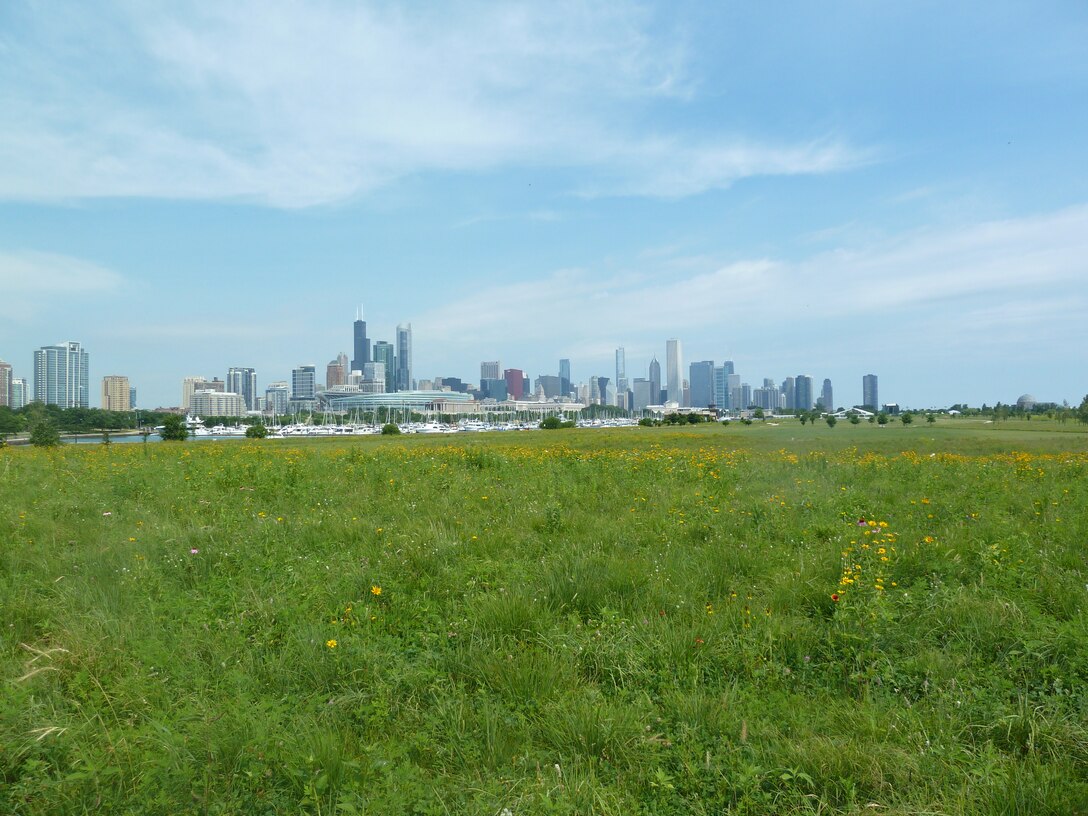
<box><xmin>3</xmin><ymin>420</ymin><xmax>1088</xmax><ymax>814</ymax></box>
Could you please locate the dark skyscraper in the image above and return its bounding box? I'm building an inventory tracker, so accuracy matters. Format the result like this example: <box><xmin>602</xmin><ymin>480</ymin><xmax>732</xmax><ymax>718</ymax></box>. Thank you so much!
<box><xmin>820</xmin><ymin>378</ymin><xmax>834</xmax><ymax>412</ymax></box>
<box><xmin>649</xmin><ymin>357</ymin><xmax>661</xmax><ymax>404</ymax></box>
<box><xmin>689</xmin><ymin>360</ymin><xmax>715</xmax><ymax>408</ymax></box>
<box><xmin>863</xmin><ymin>374</ymin><xmax>879</xmax><ymax>410</ymax></box>
<box><xmin>559</xmin><ymin>358</ymin><xmax>571</xmax><ymax>396</ymax></box>
<box><xmin>351</xmin><ymin>307</ymin><xmax>370</xmax><ymax>373</ymax></box>
<box><xmin>794</xmin><ymin>375</ymin><xmax>814</xmax><ymax>411</ymax></box>
<box><xmin>373</xmin><ymin>341</ymin><xmax>395</xmax><ymax>392</ymax></box>
<box><xmin>395</xmin><ymin>323</ymin><xmax>412</xmax><ymax>391</ymax></box>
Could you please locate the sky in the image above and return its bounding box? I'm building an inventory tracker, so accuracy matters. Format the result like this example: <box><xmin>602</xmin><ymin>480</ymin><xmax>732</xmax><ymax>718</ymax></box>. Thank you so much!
<box><xmin>1</xmin><ymin>1</ymin><xmax>1086</xmax><ymax>410</ymax></box>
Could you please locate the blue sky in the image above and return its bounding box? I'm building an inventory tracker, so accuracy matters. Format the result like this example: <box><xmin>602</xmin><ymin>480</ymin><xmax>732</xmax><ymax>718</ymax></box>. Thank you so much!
<box><xmin>1</xmin><ymin>1</ymin><xmax>1086</xmax><ymax>409</ymax></box>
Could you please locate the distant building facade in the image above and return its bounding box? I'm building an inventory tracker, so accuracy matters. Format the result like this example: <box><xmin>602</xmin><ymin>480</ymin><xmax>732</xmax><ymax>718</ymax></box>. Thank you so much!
<box><xmin>265</xmin><ymin>382</ymin><xmax>289</xmax><ymax>414</ymax></box>
<box><xmin>190</xmin><ymin>390</ymin><xmax>246</xmax><ymax>417</ymax></box>
<box><xmin>11</xmin><ymin>378</ymin><xmax>28</xmax><ymax>409</ymax></box>
<box><xmin>101</xmin><ymin>375</ymin><xmax>131</xmax><ymax>411</ymax></box>
<box><xmin>504</xmin><ymin>368</ymin><xmax>526</xmax><ymax>401</ymax></box>
<box><xmin>291</xmin><ymin>365</ymin><xmax>316</xmax><ymax>401</ymax></box>
<box><xmin>689</xmin><ymin>360</ymin><xmax>715</xmax><ymax>408</ymax></box>
<box><xmin>0</xmin><ymin>359</ymin><xmax>11</xmax><ymax>407</ymax></box>
<box><xmin>395</xmin><ymin>323</ymin><xmax>413</xmax><ymax>391</ymax></box>
<box><xmin>34</xmin><ymin>341</ymin><xmax>89</xmax><ymax>408</ymax></box>
<box><xmin>820</xmin><ymin>378</ymin><xmax>834</xmax><ymax>412</ymax></box>
<box><xmin>373</xmin><ymin>341</ymin><xmax>396</xmax><ymax>392</ymax></box>
<box><xmin>227</xmin><ymin>367</ymin><xmax>257</xmax><ymax>410</ymax></box>
<box><xmin>666</xmin><ymin>339</ymin><xmax>683</xmax><ymax>405</ymax></box>
<box><xmin>863</xmin><ymin>374</ymin><xmax>879</xmax><ymax>410</ymax></box>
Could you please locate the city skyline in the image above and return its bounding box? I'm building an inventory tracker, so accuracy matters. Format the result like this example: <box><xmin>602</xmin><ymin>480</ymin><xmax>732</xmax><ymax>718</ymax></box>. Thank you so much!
<box><xmin>1</xmin><ymin>3</ymin><xmax>1086</xmax><ymax>408</ymax></box>
<box><xmin>0</xmin><ymin>325</ymin><xmax>1073</xmax><ymax>414</ymax></box>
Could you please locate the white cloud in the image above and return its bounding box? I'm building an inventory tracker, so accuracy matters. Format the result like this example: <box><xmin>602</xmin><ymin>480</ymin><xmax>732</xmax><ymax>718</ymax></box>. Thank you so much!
<box><xmin>0</xmin><ymin>250</ymin><xmax>122</xmax><ymax>294</ymax></box>
<box><xmin>0</xmin><ymin>1</ymin><xmax>863</xmax><ymax>206</ymax></box>
<box><xmin>416</xmin><ymin>204</ymin><xmax>1088</xmax><ymax>369</ymax></box>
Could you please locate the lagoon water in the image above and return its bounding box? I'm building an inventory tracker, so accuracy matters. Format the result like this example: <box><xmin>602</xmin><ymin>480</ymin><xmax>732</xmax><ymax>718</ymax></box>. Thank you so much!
<box><xmin>68</xmin><ymin>433</ymin><xmax>237</xmax><ymax>444</ymax></box>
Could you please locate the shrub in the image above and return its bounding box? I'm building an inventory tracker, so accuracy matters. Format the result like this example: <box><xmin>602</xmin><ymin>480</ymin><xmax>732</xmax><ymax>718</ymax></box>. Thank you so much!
<box><xmin>245</xmin><ymin>424</ymin><xmax>268</xmax><ymax>439</ymax></box>
<box><xmin>381</xmin><ymin>423</ymin><xmax>401</xmax><ymax>435</ymax></box>
<box><xmin>160</xmin><ymin>414</ymin><xmax>188</xmax><ymax>441</ymax></box>
<box><xmin>29</xmin><ymin>421</ymin><xmax>61</xmax><ymax>447</ymax></box>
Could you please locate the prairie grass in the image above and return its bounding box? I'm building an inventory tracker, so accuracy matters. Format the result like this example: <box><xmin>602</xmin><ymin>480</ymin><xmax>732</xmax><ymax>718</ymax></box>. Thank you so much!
<box><xmin>2</xmin><ymin>421</ymin><xmax>1087</xmax><ymax>813</ymax></box>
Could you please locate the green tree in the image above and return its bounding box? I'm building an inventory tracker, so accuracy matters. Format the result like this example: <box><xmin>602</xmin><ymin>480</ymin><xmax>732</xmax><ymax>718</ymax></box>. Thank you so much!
<box><xmin>160</xmin><ymin>414</ymin><xmax>188</xmax><ymax>441</ymax></box>
<box><xmin>799</xmin><ymin>413</ymin><xmax>808</xmax><ymax>426</ymax></box>
<box><xmin>849</xmin><ymin>414</ymin><xmax>861</xmax><ymax>425</ymax></box>
<box><xmin>825</xmin><ymin>415</ymin><xmax>837</xmax><ymax>428</ymax></box>
<box><xmin>1078</xmin><ymin>395</ymin><xmax>1088</xmax><ymax>424</ymax></box>
<box><xmin>30</xmin><ymin>420</ymin><xmax>61</xmax><ymax>447</ymax></box>
<box><xmin>901</xmin><ymin>413</ymin><xmax>913</xmax><ymax>425</ymax></box>
<box><xmin>245</xmin><ymin>424</ymin><xmax>268</xmax><ymax>439</ymax></box>
<box><xmin>381</xmin><ymin>423</ymin><xmax>401</xmax><ymax>435</ymax></box>
<box><xmin>753</xmin><ymin>407</ymin><xmax>764</xmax><ymax>420</ymax></box>
<box><xmin>926</xmin><ymin>413</ymin><xmax>936</xmax><ymax>424</ymax></box>
<box><xmin>877</xmin><ymin>413</ymin><xmax>889</xmax><ymax>426</ymax></box>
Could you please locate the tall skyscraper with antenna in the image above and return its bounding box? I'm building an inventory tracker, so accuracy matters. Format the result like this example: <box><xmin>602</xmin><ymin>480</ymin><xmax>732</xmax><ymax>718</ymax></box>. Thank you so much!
<box><xmin>351</xmin><ymin>306</ymin><xmax>370</xmax><ymax>373</ymax></box>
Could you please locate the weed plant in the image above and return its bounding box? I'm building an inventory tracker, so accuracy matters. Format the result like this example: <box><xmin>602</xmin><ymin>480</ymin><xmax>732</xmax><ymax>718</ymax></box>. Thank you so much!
<box><xmin>2</xmin><ymin>421</ymin><xmax>1088</xmax><ymax>814</ymax></box>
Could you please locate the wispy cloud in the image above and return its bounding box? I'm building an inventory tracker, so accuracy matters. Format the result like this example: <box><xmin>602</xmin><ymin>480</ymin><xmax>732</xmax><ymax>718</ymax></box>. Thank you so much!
<box><xmin>416</xmin><ymin>204</ymin><xmax>1088</xmax><ymax>369</ymax></box>
<box><xmin>0</xmin><ymin>1</ymin><xmax>864</xmax><ymax>207</ymax></box>
<box><xmin>0</xmin><ymin>250</ymin><xmax>122</xmax><ymax>294</ymax></box>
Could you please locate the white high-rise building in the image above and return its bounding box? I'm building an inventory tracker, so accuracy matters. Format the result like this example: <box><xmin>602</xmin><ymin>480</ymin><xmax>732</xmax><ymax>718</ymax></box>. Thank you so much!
<box><xmin>0</xmin><ymin>359</ymin><xmax>11</xmax><ymax>407</ymax></box>
<box><xmin>666</xmin><ymin>339</ymin><xmax>683</xmax><ymax>405</ymax></box>
<box><xmin>190</xmin><ymin>390</ymin><xmax>246</xmax><ymax>417</ymax></box>
<box><xmin>34</xmin><ymin>341</ymin><xmax>89</xmax><ymax>408</ymax></box>
<box><xmin>227</xmin><ymin>367</ymin><xmax>258</xmax><ymax>411</ymax></box>
<box><xmin>11</xmin><ymin>378</ymin><xmax>28</xmax><ymax>409</ymax></box>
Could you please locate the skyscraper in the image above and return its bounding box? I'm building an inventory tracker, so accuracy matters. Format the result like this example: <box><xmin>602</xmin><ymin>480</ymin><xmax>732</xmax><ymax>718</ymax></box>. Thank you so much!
<box><xmin>291</xmin><ymin>365</ymin><xmax>316</xmax><ymax>400</ymax></box>
<box><xmin>559</xmin><ymin>359</ymin><xmax>571</xmax><ymax>396</ymax></box>
<box><xmin>227</xmin><ymin>367</ymin><xmax>257</xmax><ymax>410</ymax></box>
<box><xmin>781</xmin><ymin>377</ymin><xmax>796</xmax><ymax>411</ymax></box>
<box><xmin>373</xmin><ymin>341</ymin><xmax>395</xmax><ymax>392</ymax></box>
<box><xmin>34</xmin><ymin>341</ymin><xmax>89</xmax><ymax>408</ymax></box>
<box><xmin>481</xmin><ymin>361</ymin><xmax>501</xmax><ymax>383</ymax></box>
<box><xmin>0</xmin><ymin>359</ymin><xmax>11</xmax><ymax>407</ymax></box>
<box><xmin>504</xmin><ymin>368</ymin><xmax>526</xmax><ymax>400</ymax></box>
<box><xmin>863</xmin><ymin>374</ymin><xmax>879</xmax><ymax>410</ymax></box>
<box><xmin>794</xmin><ymin>375</ymin><xmax>814</xmax><ymax>411</ymax></box>
<box><xmin>326</xmin><ymin>359</ymin><xmax>346</xmax><ymax>389</ymax></box>
<box><xmin>395</xmin><ymin>324</ymin><xmax>412</xmax><ymax>391</ymax></box>
<box><xmin>351</xmin><ymin>308</ymin><xmax>370</xmax><ymax>373</ymax></box>
<box><xmin>265</xmin><ymin>382</ymin><xmax>289</xmax><ymax>415</ymax></box>
<box><xmin>648</xmin><ymin>357</ymin><xmax>661</xmax><ymax>404</ymax></box>
<box><xmin>666</xmin><ymin>339</ymin><xmax>683</xmax><ymax>405</ymax></box>
<box><xmin>101</xmin><ymin>376</ymin><xmax>131</xmax><ymax>411</ymax></box>
<box><xmin>820</xmin><ymin>379</ymin><xmax>834</xmax><ymax>412</ymax></box>
<box><xmin>615</xmin><ymin>347</ymin><xmax>627</xmax><ymax>393</ymax></box>
<box><xmin>11</xmin><ymin>379</ymin><xmax>28</xmax><ymax>409</ymax></box>
<box><xmin>689</xmin><ymin>361</ymin><xmax>715</xmax><ymax>408</ymax></box>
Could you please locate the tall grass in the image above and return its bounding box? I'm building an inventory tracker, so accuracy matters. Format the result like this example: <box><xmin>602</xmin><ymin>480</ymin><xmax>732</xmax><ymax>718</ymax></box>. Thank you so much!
<box><xmin>2</xmin><ymin>422</ymin><xmax>1087</xmax><ymax>813</ymax></box>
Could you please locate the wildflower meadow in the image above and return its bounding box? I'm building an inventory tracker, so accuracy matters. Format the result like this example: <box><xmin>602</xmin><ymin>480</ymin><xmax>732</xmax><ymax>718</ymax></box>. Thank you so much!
<box><xmin>2</xmin><ymin>420</ymin><xmax>1087</xmax><ymax>814</ymax></box>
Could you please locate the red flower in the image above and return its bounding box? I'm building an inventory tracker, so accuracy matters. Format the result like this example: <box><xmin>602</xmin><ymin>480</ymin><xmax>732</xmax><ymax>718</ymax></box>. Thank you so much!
<box><xmin>830</xmin><ymin>593</ymin><xmax>840</xmax><ymax>602</ymax></box>
<box><xmin>694</xmin><ymin>637</ymin><xmax>705</xmax><ymax>646</ymax></box>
